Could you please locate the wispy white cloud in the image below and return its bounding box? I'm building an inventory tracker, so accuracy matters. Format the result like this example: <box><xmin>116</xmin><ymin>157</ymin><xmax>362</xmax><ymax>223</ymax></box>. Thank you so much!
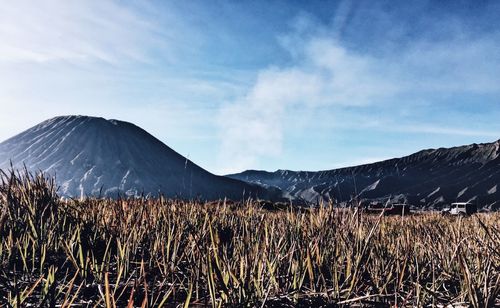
<box><xmin>216</xmin><ymin>68</ymin><xmax>324</xmax><ymax>173</ymax></box>
<box><xmin>216</xmin><ymin>15</ymin><xmax>500</xmax><ymax>173</ymax></box>
<box><xmin>0</xmin><ymin>1</ymin><xmax>201</xmax><ymax>64</ymax></box>
<box><xmin>0</xmin><ymin>1</ymin><xmax>240</xmax><ymax>151</ymax></box>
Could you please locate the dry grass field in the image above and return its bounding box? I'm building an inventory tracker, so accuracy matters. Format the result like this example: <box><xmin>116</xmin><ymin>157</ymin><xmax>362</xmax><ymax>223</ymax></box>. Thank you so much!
<box><xmin>0</xmin><ymin>170</ymin><xmax>499</xmax><ymax>307</ymax></box>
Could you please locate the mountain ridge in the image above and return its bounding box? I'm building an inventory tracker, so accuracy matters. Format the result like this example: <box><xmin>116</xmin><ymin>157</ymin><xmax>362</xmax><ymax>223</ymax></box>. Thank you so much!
<box><xmin>0</xmin><ymin>115</ymin><xmax>279</xmax><ymax>200</ymax></box>
<box><xmin>1</xmin><ymin>115</ymin><xmax>498</xmax><ymax>208</ymax></box>
<box><xmin>228</xmin><ymin>139</ymin><xmax>500</xmax><ymax>209</ymax></box>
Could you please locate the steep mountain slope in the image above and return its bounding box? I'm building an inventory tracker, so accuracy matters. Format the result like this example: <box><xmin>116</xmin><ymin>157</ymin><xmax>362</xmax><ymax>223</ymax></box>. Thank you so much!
<box><xmin>228</xmin><ymin>140</ymin><xmax>500</xmax><ymax>209</ymax></box>
<box><xmin>0</xmin><ymin>115</ymin><xmax>278</xmax><ymax>200</ymax></box>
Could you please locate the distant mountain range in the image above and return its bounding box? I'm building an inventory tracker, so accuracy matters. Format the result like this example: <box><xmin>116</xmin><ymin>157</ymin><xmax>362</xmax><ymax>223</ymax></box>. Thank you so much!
<box><xmin>228</xmin><ymin>140</ymin><xmax>500</xmax><ymax>209</ymax></box>
<box><xmin>0</xmin><ymin>116</ymin><xmax>278</xmax><ymax>200</ymax></box>
<box><xmin>1</xmin><ymin>116</ymin><xmax>498</xmax><ymax>209</ymax></box>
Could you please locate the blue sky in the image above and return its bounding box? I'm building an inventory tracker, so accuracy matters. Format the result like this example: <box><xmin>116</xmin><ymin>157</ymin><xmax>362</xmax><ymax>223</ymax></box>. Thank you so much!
<box><xmin>0</xmin><ymin>0</ymin><xmax>499</xmax><ymax>174</ymax></box>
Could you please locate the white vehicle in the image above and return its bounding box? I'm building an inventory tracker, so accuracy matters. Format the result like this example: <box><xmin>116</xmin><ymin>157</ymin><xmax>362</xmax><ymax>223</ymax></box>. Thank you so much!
<box><xmin>442</xmin><ymin>202</ymin><xmax>477</xmax><ymax>216</ymax></box>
